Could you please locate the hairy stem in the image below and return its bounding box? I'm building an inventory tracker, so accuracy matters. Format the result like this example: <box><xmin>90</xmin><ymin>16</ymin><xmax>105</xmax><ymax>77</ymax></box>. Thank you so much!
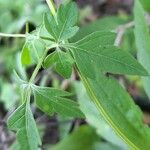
<box><xmin>29</xmin><ymin>49</ymin><xmax>48</xmax><ymax>83</ymax></box>
<box><xmin>29</xmin><ymin>1</ymin><xmax>57</xmax><ymax>83</ymax></box>
<box><xmin>29</xmin><ymin>44</ymin><xmax>57</xmax><ymax>83</ymax></box>
<box><xmin>26</xmin><ymin>1</ymin><xmax>57</xmax><ymax>101</ymax></box>
<box><xmin>0</xmin><ymin>32</ymin><xmax>26</xmax><ymax>38</ymax></box>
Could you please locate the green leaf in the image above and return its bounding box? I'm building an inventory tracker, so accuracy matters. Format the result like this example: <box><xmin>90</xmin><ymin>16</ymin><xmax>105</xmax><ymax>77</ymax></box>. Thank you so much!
<box><xmin>21</xmin><ymin>33</ymin><xmax>46</xmax><ymax>66</ymax></box>
<box><xmin>80</xmin><ymin>72</ymin><xmax>150</xmax><ymax>150</ymax></box>
<box><xmin>44</xmin><ymin>2</ymin><xmax>78</xmax><ymax>42</ymax></box>
<box><xmin>74</xmin><ymin>31</ymin><xmax>116</xmax><ymax>47</ymax></box>
<box><xmin>44</xmin><ymin>50</ymin><xmax>74</xmax><ymax>78</ymax></box>
<box><xmin>44</xmin><ymin>51</ymin><xmax>59</xmax><ymax>68</ymax></box>
<box><xmin>32</xmin><ymin>85</ymin><xmax>84</xmax><ymax>118</ymax></box>
<box><xmin>51</xmin><ymin>125</ymin><xmax>98</xmax><ymax>150</ymax></box>
<box><xmin>21</xmin><ymin>43</ymin><xmax>31</xmax><ymax>65</ymax></box>
<box><xmin>140</xmin><ymin>0</ymin><xmax>150</xmax><ymax>11</ymax></box>
<box><xmin>7</xmin><ymin>101</ymin><xmax>41</xmax><ymax>150</ymax></box>
<box><xmin>15</xmin><ymin>53</ymin><xmax>28</xmax><ymax>81</ymax></box>
<box><xmin>55</xmin><ymin>50</ymin><xmax>73</xmax><ymax>78</ymax></box>
<box><xmin>28</xmin><ymin>39</ymin><xmax>46</xmax><ymax>64</ymax></box>
<box><xmin>134</xmin><ymin>0</ymin><xmax>150</xmax><ymax>99</ymax></box>
<box><xmin>73</xmin><ymin>81</ymin><xmax>127</xmax><ymax>149</ymax></box>
<box><xmin>65</xmin><ymin>31</ymin><xmax>148</xmax><ymax>78</ymax></box>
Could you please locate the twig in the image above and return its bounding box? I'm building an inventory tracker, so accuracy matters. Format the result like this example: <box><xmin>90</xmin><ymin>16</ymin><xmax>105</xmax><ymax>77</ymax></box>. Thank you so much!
<box><xmin>114</xmin><ymin>27</ymin><xmax>125</xmax><ymax>47</ymax></box>
<box><xmin>114</xmin><ymin>13</ymin><xmax>150</xmax><ymax>47</ymax></box>
<box><xmin>114</xmin><ymin>21</ymin><xmax>134</xmax><ymax>47</ymax></box>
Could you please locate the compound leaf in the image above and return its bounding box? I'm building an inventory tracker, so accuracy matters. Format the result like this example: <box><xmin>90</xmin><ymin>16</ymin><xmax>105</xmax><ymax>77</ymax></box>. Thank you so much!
<box><xmin>44</xmin><ymin>2</ymin><xmax>78</xmax><ymax>42</ymax></box>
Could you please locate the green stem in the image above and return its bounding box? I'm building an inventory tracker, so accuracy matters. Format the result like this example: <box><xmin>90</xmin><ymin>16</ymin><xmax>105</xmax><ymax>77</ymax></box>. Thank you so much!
<box><xmin>29</xmin><ymin>49</ymin><xmax>48</xmax><ymax>83</ymax></box>
<box><xmin>25</xmin><ymin>22</ymin><xmax>29</xmax><ymax>33</ymax></box>
<box><xmin>45</xmin><ymin>0</ymin><xmax>56</xmax><ymax>17</ymax></box>
<box><xmin>26</xmin><ymin>1</ymin><xmax>57</xmax><ymax>102</ymax></box>
<box><xmin>28</xmin><ymin>1</ymin><xmax>58</xmax><ymax>96</ymax></box>
<box><xmin>0</xmin><ymin>32</ymin><xmax>26</xmax><ymax>38</ymax></box>
<box><xmin>29</xmin><ymin>44</ymin><xmax>57</xmax><ymax>83</ymax></box>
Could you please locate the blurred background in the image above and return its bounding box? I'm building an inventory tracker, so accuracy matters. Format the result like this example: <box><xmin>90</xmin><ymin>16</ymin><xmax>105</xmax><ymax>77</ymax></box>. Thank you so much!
<box><xmin>0</xmin><ymin>0</ymin><xmax>150</xmax><ymax>149</ymax></box>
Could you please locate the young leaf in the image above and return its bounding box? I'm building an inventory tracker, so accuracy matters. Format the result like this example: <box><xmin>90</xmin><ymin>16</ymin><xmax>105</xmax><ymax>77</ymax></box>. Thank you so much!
<box><xmin>28</xmin><ymin>38</ymin><xmax>46</xmax><ymax>64</ymax></box>
<box><xmin>55</xmin><ymin>50</ymin><xmax>73</xmax><ymax>78</ymax></box>
<box><xmin>7</xmin><ymin>101</ymin><xmax>41</xmax><ymax>150</ymax></box>
<box><xmin>44</xmin><ymin>2</ymin><xmax>78</xmax><ymax>42</ymax></box>
<box><xmin>44</xmin><ymin>50</ymin><xmax>74</xmax><ymax>78</ymax></box>
<box><xmin>21</xmin><ymin>33</ymin><xmax>46</xmax><ymax>66</ymax></box>
<box><xmin>65</xmin><ymin>31</ymin><xmax>148</xmax><ymax>78</ymax></box>
<box><xmin>44</xmin><ymin>51</ymin><xmax>59</xmax><ymax>68</ymax></box>
<box><xmin>32</xmin><ymin>85</ymin><xmax>84</xmax><ymax>118</ymax></box>
<box><xmin>21</xmin><ymin>42</ymin><xmax>31</xmax><ymax>65</ymax></box>
<box><xmin>134</xmin><ymin>0</ymin><xmax>150</xmax><ymax>99</ymax></box>
<box><xmin>80</xmin><ymin>72</ymin><xmax>150</xmax><ymax>150</ymax></box>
